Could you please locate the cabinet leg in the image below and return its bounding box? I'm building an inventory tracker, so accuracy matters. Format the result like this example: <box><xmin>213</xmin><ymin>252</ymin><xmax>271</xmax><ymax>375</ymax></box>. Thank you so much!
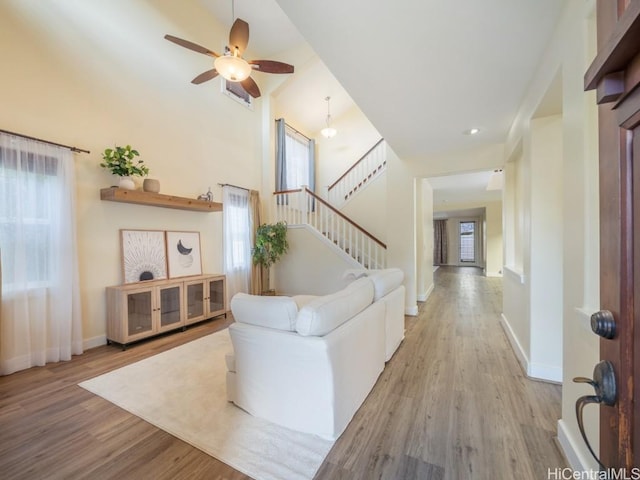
<box><xmin>182</xmin><ymin>326</ymin><xmax>187</xmax><ymax>332</ymax></box>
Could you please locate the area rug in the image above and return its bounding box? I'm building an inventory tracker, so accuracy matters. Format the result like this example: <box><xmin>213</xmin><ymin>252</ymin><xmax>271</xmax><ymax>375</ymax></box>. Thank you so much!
<box><xmin>79</xmin><ymin>329</ymin><xmax>333</xmax><ymax>480</ymax></box>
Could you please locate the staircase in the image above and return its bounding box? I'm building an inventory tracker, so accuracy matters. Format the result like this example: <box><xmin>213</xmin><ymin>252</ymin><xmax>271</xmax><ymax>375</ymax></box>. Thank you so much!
<box><xmin>327</xmin><ymin>138</ymin><xmax>386</xmax><ymax>208</ymax></box>
<box><xmin>273</xmin><ymin>187</ymin><xmax>387</xmax><ymax>269</ymax></box>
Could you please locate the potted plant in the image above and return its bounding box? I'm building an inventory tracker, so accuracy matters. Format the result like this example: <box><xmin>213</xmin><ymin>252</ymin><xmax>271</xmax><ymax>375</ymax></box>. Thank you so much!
<box><xmin>100</xmin><ymin>145</ymin><xmax>149</xmax><ymax>190</ymax></box>
<box><xmin>252</xmin><ymin>221</ymin><xmax>289</xmax><ymax>295</ymax></box>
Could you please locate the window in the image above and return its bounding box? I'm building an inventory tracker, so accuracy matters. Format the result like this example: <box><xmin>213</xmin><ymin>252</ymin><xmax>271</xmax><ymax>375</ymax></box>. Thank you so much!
<box><xmin>0</xmin><ymin>132</ymin><xmax>83</xmax><ymax>375</ymax></box>
<box><xmin>284</xmin><ymin>124</ymin><xmax>312</xmax><ymax>188</ymax></box>
<box><xmin>221</xmin><ymin>79</ymin><xmax>253</xmax><ymax>109</ymax></box>
<box><xmin>222</xmin><ymin>186</ymin><xmax>251</xmax><ymax>301</ymax></box>
<box><xmin>0</xmin><ymin>148</ymin><xmax>59</xmax><ymax>291</ymax></box>
<box><xmin>459</xmin><ymin>221</ymin><xmax>475</xmax><ymax>263</ymax></box>
<box><xmin>275</xmin><ymin>119</ymin><xmax>315</xmax><ymax>192</ymax></box>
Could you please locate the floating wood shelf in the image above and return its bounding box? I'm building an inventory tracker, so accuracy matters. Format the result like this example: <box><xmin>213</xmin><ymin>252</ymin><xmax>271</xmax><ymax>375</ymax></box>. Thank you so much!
<box><xmin>100</xmin><ymin>187</ymin><xmax>222</xmax><ymax>212</ymax></box>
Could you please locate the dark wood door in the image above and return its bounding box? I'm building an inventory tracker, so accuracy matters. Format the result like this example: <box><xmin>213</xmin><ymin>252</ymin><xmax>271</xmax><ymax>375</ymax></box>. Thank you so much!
<box><xmin>585</xmin><ymin>0</ymin><xmax>640</xmax><ymax>469</ymax></box>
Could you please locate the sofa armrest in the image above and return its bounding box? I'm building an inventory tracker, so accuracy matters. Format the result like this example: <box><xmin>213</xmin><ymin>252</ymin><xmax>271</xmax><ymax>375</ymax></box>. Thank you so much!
<box><xmin>228</xmin><ymin>300</ymin><xmax>385</xmax><ymax>440</ymax></box>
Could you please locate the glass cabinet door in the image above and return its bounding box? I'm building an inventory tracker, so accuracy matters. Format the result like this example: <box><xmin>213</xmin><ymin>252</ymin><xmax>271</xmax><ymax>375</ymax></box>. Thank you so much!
<box><xmin>208</xmin><ymin>278</ymin><xmax>225</xmax><ymax>315</ymax></box>
<box><xmin>185</xmin><ymin>282</ymin><xmax>205</xmax><ymax>322</ymax></box>
<box><xmin>159</xmin><ymin>284</ymin><xmax>182</xmax><ymax>330</ymax></box>
<box><xmin>126</xmin><ymin>290</ymin><xmax>153</xmax><ymax>337</ymax></box>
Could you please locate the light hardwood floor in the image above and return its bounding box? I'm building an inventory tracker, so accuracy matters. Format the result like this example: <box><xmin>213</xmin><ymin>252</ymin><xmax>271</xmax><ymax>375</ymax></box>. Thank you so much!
<box><xmin>0</xmin><ymin>267</ymin><xmax>566</xmax><ymax>479</ymax></box>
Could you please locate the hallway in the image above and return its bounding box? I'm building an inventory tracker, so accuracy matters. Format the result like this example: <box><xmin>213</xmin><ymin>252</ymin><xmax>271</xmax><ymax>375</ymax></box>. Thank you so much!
<box><xmin>316</xmin><ymin>267</ymin><xmax>566</xmax><ymax>479</ymax></box>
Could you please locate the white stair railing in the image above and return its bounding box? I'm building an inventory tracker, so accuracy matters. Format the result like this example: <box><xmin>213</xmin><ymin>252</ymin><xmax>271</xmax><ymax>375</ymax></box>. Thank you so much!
<box><xmin>327</xmin><ymin>139</ymin><xmax>386</xmax><ymax>208</ymax></box>
<box><xmin>274</xmin><ymin>187</ymin><xmax>387</xmax><ymax>269</ymax></box>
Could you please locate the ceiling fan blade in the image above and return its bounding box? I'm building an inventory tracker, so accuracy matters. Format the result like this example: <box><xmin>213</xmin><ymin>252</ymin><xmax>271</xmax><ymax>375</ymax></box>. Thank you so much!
<box><xmin>191</xmin><ymin>69</ymin><xmax>219</xmax><ymax>85</ymax></box>
<box><xmin>240</xmin><ymin>76</ymin><xmax>261</xmax><ymax>98</ymax></box>
<box><xmin>229</xmin><ymin>18</ymin><xmax>249</xmax><ymax>55</ymax></box>
<box><xmin>250</xmin><ymin>60</ymin><xmax>294</xmax><ymax>74</ymax></box>
<box><xmin>164</xmin><ymin>34</ymin><xmax>219</xmax><ymax>58</ymax></box>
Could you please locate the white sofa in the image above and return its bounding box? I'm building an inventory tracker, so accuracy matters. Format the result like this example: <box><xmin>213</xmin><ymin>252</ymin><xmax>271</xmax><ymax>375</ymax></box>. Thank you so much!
<box><xmin>364</xmin><ymin>269</ymin><xmax>406</xmax><ymax>361</ymax></box>
<box><xmin>225</xmin><ymin>270</ymin><xmax>405</xmax><ymax>440</ymax></box>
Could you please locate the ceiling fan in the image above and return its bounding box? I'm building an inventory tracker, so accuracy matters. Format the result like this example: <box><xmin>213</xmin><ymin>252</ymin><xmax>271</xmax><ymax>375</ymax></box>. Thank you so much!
<box><xmin>164</xmin><ymin>17</ymin><xmax>294</xmax><ymax>99</ymax></box>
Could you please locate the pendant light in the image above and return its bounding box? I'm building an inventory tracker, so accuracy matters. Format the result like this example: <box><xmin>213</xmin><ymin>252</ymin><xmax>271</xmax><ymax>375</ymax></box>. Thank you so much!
<box><xmin>321</xmin><ymin>96</ymin><xmax>337</xmax><ymax>138</ymax></box>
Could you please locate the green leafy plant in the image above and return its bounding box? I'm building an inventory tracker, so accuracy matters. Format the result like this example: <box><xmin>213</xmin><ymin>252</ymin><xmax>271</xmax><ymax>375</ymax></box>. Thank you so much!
<box><xmin>252</xmin><ymin>222</ymin><xmax>289</xmax><ymax>269</ymax></box>
<box><xmin>100</xmin><ymin>145</ymin><xmax>149</xmax><ymax>177</ymax></box>
<box><xmin>252</xmin><ymin>222</ymin><xmax>289</xmax><ymax>294</ymax></box>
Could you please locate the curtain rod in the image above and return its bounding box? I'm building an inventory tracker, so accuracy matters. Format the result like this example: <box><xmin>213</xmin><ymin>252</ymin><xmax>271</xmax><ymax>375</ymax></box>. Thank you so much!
<box><xmin>218</xmin><ymin>183</ymin><xmax>250</xmax><ymax>191</ymax></box>
<box><xmin>0</xmin><ymin>128</ymin><xmax>90</xmax><ymax>154</ymax></box>
<box><xmin>275</xmin><ymin>118</ymin><xmax>311</xmax><ymax>141</ymax></box>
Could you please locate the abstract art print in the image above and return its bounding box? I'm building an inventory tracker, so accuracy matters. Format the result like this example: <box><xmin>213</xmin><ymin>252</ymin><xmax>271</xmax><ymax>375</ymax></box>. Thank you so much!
<box><xmin>120</xmin><ymin>230</ymin><xmax>167</xmax><ymax>283</ymax></box>
<box><xmin>166</xmin><ymin>231</ymin><xmax>202</xmax><ymax>278</ymax></box>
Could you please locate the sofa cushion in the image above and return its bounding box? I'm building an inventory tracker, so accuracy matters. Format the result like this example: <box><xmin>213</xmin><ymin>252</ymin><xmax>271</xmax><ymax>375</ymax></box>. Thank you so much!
<box><xmin>292</xmin><ymin>295</ymin><xmax>318</xmax><ymax>310</ymax></box>
<box><xmin>296</xmin><ymin>277</ymin><xmax>374</xmax><ymax>336</ymax></box>
<box><xmin>230</xmin><ymin>293</ymin><xmax>298</xmax><ymax>331</ymax></box>
<box><xmin>367</xmin><ymin>268</ymin><xmax>404</xmax><ymax>301</ymax></box>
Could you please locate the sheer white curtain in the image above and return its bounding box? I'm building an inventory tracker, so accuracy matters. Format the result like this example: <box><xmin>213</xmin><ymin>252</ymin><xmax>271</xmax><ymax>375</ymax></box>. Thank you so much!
<box><xmin>0</xmin><ymin>133</ymin><xmax>82</xmax><ymax>375</ymax></box>
<box><xmin>222</xmin><ymin>186</ymin><xmax>251</xmax><ymax>303</ymax></box>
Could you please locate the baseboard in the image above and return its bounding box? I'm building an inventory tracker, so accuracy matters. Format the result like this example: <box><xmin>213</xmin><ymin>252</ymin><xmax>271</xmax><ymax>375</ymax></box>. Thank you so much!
<box><xmin>557</xmin><ymin>419</ymin><xmax>598</xmax><ymax>471</ymax></box>
<box><xmin>500</xmin><ymin>313</ymin><xmax>529</xmax><ymax>376</ymax></box>
<box><xmin>500</xmin><ymin>314</ymin><xmax>562</xmax><ymax>383</ymax></box>
<box><xmin>416</xmin><ymin>283</ymin><xmax>435</xmax><ymax>302</ymax></box>
<box><xmin>529</xmin><ymin>362</ymin><xmax>562</xmax><ymax>383</ymax></box>
<box><xmin>486</xmin><ymin>271</ymin><xmax>503</xmax><ymax>278</ymax></box>
<box><xmin>405</xmin><ymin>305</ymin><xmax>418</xmax><ymax>316</ymax></box>
<box><xmin>83</xmin><ymin>335</ymin><xmax>107</xmax><ymax>351</ymax></box>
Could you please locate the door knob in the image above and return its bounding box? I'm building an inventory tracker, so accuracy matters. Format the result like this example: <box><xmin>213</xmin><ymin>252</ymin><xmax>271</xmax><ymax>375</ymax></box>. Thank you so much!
<box><xmin>590</xmin><ymin>310</ymin><xmax>616</xmax><ymax>339</ymax></box>
<box><xmin>573</xmin><ymin>360</ymin><xmax>617</xmax><ymax>470</ymax></box>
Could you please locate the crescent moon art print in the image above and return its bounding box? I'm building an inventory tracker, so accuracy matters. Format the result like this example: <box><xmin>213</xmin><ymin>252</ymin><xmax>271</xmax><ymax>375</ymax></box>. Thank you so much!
<box><xmin>166</xmin><ymin>231</ymin><xmax>202</xmax><ymax>278</ymax></box>
<box><xmin>120</xmin><ymin>230</ymin><xmax>168</xmax><ymax>284</ymax></box>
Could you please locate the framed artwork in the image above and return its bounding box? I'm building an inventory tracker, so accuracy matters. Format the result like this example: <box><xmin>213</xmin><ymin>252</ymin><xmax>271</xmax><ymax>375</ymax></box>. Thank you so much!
<box><xmin>120</xmin><ymin>230</ymin><xmax>167</xmax><ymax>284</ymax></box>
<box><xmin>166</xmin><ymin>231</ymin><xmax>202</xmax><ymax>278</ymax></box>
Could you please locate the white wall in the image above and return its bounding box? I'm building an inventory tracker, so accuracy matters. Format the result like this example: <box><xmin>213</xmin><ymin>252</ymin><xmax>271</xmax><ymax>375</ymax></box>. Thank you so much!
<box><xmin>0</xmin><ymin>1</ymin><xmax>265</xmax><ymax>347</ymax></box>
<box><xmin>502</xmin><ymin>114</ymin><xmax>564</xmax><ymax>384</ymax></box>
<box><xmin>274</xmin><ymin>226</ymin><xmax>361</xmax><ymax>296</ymax></box>
<box><xmin>503</xmin><ymin>0</ymin><xmax>600</xmax><ymax>470</ymax></box>
<box><xmin>529</xmin><ymin>114</ymin><xmax>563</xmax><ymax>381</ymax></box>
<box><xmin>386</xmin><ymin>144</ymin><xmax>418</xmax><ymax>315</ymax></box>
<box><xmin>416</xmin><ymin>179</ymin><xmax>434</xmax><ymax>301</ymax></box>
<box><xmin>315</xmin><ymin>105</ymin><xmax>382</xmax><ymax>197</ymax></box>
<box><xmin>485</xmin><ymin>202</ymin><xmax>503</xmax><ymax>277</ymax></box>
<box><xmin>341</xmin><ymin>174</ymin><xmax>387</xmax><ymax>242</ymax></box>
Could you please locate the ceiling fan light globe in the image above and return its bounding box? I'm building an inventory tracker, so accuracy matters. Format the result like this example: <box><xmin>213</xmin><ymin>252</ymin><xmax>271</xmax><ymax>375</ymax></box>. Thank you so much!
<box><xmin>214</xmin><ymin>55</ymin><xmax>252</xmax><ymax>82</ymax></box>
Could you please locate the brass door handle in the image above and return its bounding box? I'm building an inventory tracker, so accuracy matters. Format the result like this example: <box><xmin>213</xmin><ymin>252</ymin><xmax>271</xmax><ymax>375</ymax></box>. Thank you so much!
<box><xmin>573</xmin><ymin>360</ymin><xmax>616</xmax><ymax>470</ymax></box>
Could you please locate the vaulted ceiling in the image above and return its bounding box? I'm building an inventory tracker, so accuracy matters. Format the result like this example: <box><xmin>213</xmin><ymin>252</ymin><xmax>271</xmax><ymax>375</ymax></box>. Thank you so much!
<box><xmin>200</xmin><ymin>0</ymin><xmax>565</xmax><ymax>200</ymax></box>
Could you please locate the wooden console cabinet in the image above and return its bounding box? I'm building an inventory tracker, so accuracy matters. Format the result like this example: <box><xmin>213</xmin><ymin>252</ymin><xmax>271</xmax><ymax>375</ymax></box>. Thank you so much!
<box><xmin>106</xmin><ymin>274</ymin><xmax>226</xmax><ymax>349</ymax></box>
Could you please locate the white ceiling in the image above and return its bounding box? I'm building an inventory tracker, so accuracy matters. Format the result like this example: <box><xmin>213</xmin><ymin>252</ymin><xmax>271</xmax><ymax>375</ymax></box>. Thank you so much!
<box><xmin>429</xmin><ymin>170</ymin><xmax>502</xmax><ymax>207</ymax></box>
<box><xmin>199</xmin><ymin>0</ymin><xmax>304</xmax><ymax>59</ymax></box>
<box><xmin>198</xmin><ymin>0</ymin><xmax>565</xmax><ymax>200</ymax></box>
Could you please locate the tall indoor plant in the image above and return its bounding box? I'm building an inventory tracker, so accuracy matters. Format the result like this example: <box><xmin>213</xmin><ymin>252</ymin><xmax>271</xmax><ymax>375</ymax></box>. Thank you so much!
<box><xmin>252</xmin><ymin>221</ymin><xmax>289</xmax><ymax>295</ymax></box>
<box><xmin>100</xmin><ymin>145</ymin><xmax>149</xmax><ymax>190</ymax></box>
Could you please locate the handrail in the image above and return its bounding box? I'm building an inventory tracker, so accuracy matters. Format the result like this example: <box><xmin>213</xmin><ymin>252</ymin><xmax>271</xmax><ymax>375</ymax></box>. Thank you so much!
<box><xmin>272</xmin><ymin>188</ymin><xmax>303</xmax><ymax>195</ymax></box>
<box><xmin>328</xmin><ymin>138</ymin><xmax>384</xmax><ymax>191</ymax></box>
<box><xmin>275</xmin><ymin>188</ymin><xmax>387</xmax><ymax>249</ymax></box>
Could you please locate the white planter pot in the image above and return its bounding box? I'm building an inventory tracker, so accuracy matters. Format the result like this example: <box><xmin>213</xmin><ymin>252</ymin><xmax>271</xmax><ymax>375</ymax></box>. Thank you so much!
<box><xmin>118</xmin><ymin>176</ymin><xmax>135</xmax><ymax>190</ymax></box>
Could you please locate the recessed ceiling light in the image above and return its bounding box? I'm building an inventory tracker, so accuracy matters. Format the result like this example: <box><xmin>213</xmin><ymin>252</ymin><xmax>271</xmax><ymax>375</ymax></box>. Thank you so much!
<box><xmin>463</xmin><ymin>128</ymin><xmax>480</xmax><ymax>135</ymax></box>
